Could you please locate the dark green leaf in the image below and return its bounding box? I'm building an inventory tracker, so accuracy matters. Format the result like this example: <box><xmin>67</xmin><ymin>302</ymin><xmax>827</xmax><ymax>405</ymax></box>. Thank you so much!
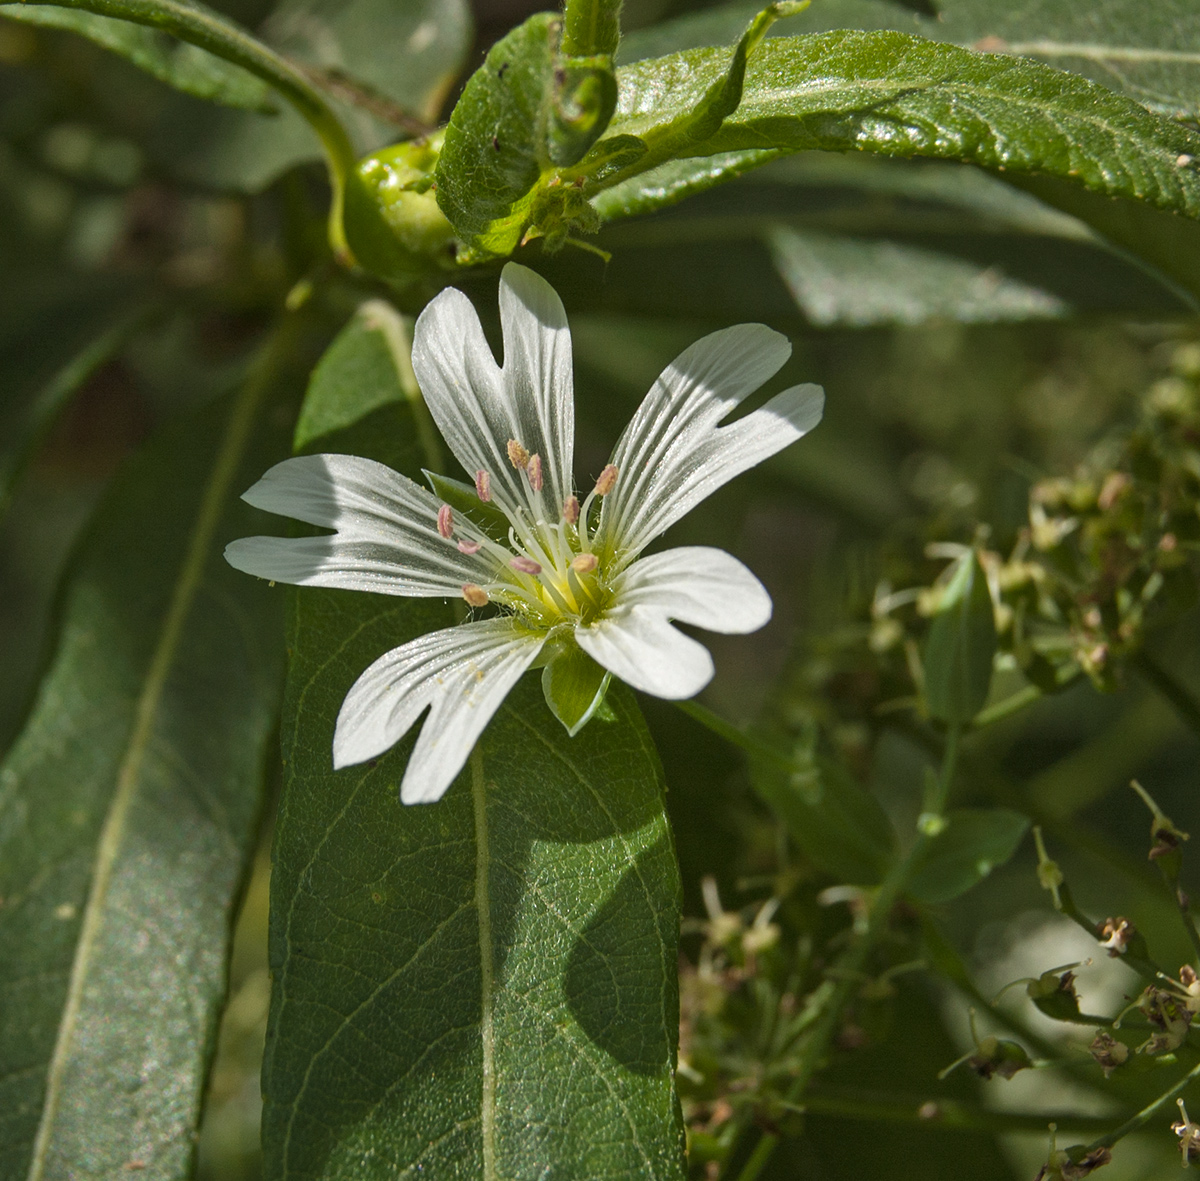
<box><xmin>594</xmin><ymin>32</ymin><xmax>1200</xmax><ymax>221</ymax></box>
<box><xmin>923</xmin><ymin>551</ymin><xmax>997</xmax><ymax>725</ymax></box>
<box><xmin>435</xmin><ymin>13</ymin><xmax>619</xmax><ymax>258</ymax></box>
<box><xmin>263</xmin><ymin>320</ymin><xmax>685</xmax><ymax>1180</ymax></box>
<box><xmin>435</xmin><ymin>14</ymin><xmax>561</xmax><ymax>259</ymax></box>
<box><xmin>0</xmin><ymin>2</ymin><xmax>274</xmax><ymax>109</ymax></box>
<box><xmin>0</xmin><ymin>318</ymin><xmax>310</xmax><ymax>1179</ymax></box>
<box><xmin>767</xmin><ymin>224</ymin><xmax>1068</xmax><ymax>326</ymax></box>
<box><xmin>752</xmin><ymin>751</ymin><xmax>895</xmax><ymax>885</ymax></box>
<box><xmin>908</xmin><ymin>808</ymin><xmax>1030</xmax><ymax>903</ymax></box>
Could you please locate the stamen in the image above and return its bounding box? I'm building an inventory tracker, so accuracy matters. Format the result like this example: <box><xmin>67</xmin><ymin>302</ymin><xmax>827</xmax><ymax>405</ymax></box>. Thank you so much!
<box><xmin>507</xmin><ymin>439</ymin><xmax>530</xmax><ymax>470</ymax></box>
<box><xmin>571</xmin><ymin>553</ymin><xmax>598</xmax><ymax>574</ymax></box>
<box><xmin>594</xmin><ymin>464</ymin><xmax>618</xmax><ymax>496</ymax></box>
<box><xmin>457</xmin><ymin>539</ymin><xmax>481</xmax><ymax>555</ymax></box>
<box><xmin>527</xmin><ymin>453</ymin><xmax>543</xmax><ymax>492</ymax></box>
<box><xmin>510</xmin><ymin>556</ymin><xmax>542</xmax><ymax>575</ymax></box>
<box><xmin>437</xmin><ymin>504</ymin><xmax>453</xmax><ymax>539</ymax></box>
<box><xmin>563</xmin><ymin>495</ymin><xmax>580</xmax><ymax>525</ymax></box>
<box><xmin>475</xmin><ymin>470</ymin><xmax>491</xmax><ymax>502</ymax></box>
<box><xmin>462</xmin><ymin>584</ymin><xmax>489</xmax><ymax>608</ymax></box>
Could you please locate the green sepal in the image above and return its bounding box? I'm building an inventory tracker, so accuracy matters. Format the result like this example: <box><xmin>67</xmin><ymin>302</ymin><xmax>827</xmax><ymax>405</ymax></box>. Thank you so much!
<box><xmin>923</xmin><ymin>550</ymin><xmax>997</xmax><ymax>724</ymax></box>
<box><xmin>424</xmin><ymin>470</ymin><xmax>512</xmax><ymax>542</ymax></box>
<box><xmin>344</xmin><ymin>137</ymin><xmax>459</xmax><ymax>286</ymax></box>
<box><xmin>542</xmin><ymin>644</ymin><xmax>613</xmax><ymax>736</ymax></box>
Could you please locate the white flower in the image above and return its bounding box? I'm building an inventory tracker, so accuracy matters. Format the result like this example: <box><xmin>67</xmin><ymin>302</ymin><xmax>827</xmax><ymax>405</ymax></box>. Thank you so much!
<box><xmin>225</xmin><ymin>264</ymin><xmax>823</xmax><ymax>803</ymax></box>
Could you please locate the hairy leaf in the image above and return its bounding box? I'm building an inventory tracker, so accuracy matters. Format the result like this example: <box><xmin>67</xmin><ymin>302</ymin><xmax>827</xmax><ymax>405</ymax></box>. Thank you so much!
<box><xmin>0</xmin><ymin>2</ymin><xmax>274</xmax><ymax>109</ymax></box>
<box><xmin>596</xmin><ymin>32</ymin><xmax>1200</xmax><ymax>221</ymax></box>
<box><xmin>262</xmin><ymin>317</ymin><xmax>685</xmax><ymax>1180</ymax></box>
<box><xmin>0</xmin><ymin>319</ymin><xmax>310</xmax><ymax>1180</ymax></box>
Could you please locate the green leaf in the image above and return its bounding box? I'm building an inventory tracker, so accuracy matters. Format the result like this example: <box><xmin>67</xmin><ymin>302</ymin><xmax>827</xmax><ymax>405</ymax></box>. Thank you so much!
<box><xmin>0</xmin><ymin>2</ymin><xmax>275</xmax><ymax>109</ymax></box>
<box><xmin>0</xmin><ymin>318</ymin><xmax>309</xmax><ymax>1178</ymax></box>
<box><xmin>923</xmin><ymin>551</ymin><xmax>997</xmax><ymax>725</ymax></box>
<box><xmin>435</xmin><ymin>13</ymin><xmax>620</xmax><ymax>258</ymax></box>
<box><xmin>928</xmin><ymin>0</ymin><xmax>1200</xmax><ymax>122</ymax></box>
<box><xmin>752</xmin><ymin>750</ymin><xmax>895</xmax><ymax>885</ymax></box>
<box><xmin>594</xmin><ymin>31</ymin><xmax>1200</xmax><ymax>220</ymax></box>
<box><xmin>907</xmin><ymin>808</ymin><xmax>1030</xmax><ymax>903</ymax></box>
<box><xmin>263</xmin><ymin>323</ymin><xmax>685</xmax><ymax>1180</ymax></box>
<box><xmin>767</xmin><ymin>224</ymin><xmax>1068</xmax><ymax>326</ymax></box>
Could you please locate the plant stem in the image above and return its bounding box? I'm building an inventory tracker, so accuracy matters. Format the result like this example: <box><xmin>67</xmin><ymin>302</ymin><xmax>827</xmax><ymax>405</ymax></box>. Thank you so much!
<box><xmin>1083</xmin><ymin>1056</ymin><xmax>1200</xmax><ymax>1153</ymax></box>
<box><xmin>729</xmin><ymin>726</ymin><xmax>962</xmax><ymax>1181</ymax></box>
<box><xmin>41</xmin><ymin>0</ymin><xmax>358</xmax><ymax>261</ymax></box>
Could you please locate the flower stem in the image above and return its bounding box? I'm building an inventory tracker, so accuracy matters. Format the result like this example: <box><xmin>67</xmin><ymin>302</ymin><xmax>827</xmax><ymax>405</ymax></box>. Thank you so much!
<box><xmin>728</xmin><ymin>725</ymin><xmax>962</xmax><ymax>1181</ymax></box>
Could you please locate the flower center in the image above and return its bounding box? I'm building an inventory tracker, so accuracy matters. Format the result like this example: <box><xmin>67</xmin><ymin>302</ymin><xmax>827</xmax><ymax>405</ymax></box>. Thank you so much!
<box><xmin>435</xmin><ymin>451</ymin><xmax>619</xmax><ymax>630</ymax></box>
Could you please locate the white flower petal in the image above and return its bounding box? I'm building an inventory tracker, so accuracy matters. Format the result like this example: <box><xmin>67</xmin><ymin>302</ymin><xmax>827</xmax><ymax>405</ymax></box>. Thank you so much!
<box><xmin>411</xmin><ymin>263</ymin><xmax>574</xmax><ymax>522</ymax></box>
<box><xmin>615</xmin><ymin>546</ymin><xmax>772</xmax><ymax>634</ymax></box>
<box><xmin>334</xmin><ymin>618</ymin><xmax>545</xmax><ymax>803</ymax></box>
<box><xmin>597</xmin><ymin>323</ymin><xmax>824</xmax><ymax>564</ymax></box>
<box><xmin>575</xmin><ymin>608</ymin><xmax>715</xmax><ymax>700</ymax></box>
<box><xmin>224</xmin><ymin>453</ymin><xmax>492</xmax><ymax>596</ymax></box>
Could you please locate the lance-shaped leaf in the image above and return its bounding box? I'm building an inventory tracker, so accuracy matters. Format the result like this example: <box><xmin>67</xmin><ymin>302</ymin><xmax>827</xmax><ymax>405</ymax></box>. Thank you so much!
<box><xmin>923</xmin><ymin>551</ymin><xmax>997</xmax><ymax>725</ymax></box>
<box><xmin>261</xmin><ymin>314</ymin><xmax>685</xmax><ymax>1179</ymax></box>
<box><xmin>908</xmin><ymin>808</ymin><xmax>1030</xmax><ymax>904</ymax></box>
<box><xmin>587</xmin><ymin>31</ymin><xmax>1200</xmax><ymax>224</ymax></box>
<box><xmin>0</xmin><ymin>2</ymin><xmax>274</xmax><ymax>110</ymax></box>
<box><xmin>0</xmin><ymin>320</ymin><xmax>309</xmax><ymax>1179</ymax></box>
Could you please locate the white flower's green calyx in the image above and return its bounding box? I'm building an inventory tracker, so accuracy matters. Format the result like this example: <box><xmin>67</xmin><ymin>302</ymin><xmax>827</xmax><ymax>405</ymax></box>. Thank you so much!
<box><xmin>224</xmin><ymin>263</ymin><xmax>824</xmax><ymax>803</ymax></box>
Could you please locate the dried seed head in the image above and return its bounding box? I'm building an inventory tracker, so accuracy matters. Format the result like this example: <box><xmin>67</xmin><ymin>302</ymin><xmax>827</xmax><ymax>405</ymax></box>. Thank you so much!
<box><xmin>527</xmin><ymin>453</ymin><xmax>543</xmax><ymax>492</ymax></box>
<box><xmin>510</xmin><ymin>555</ymin><xmax>542</xmax><ymax>575</ymax></box>
<box><xmin>462</xmin><ymin>584</ymin><xmax>489</xmax><ymax>608</ymax></box>
<box><xmin>437</xmin><ymin>504</ymin><xmax>454</xmax><ymax>539</ymax></box>
<box><xmin>507</xmin><ymin>439</ymin><xmax>530</xmax><ymax>470</ymax></box>
<box><xmin>457</xmin><ymin>539</ymin><xmax>481</xmax><ymax>555</ymax></box>
<box><xmin>563</xmin><ymin>495</ymin><xmax>580</xmax><ymax>525</ymax></box>
<box><xmin>571</xmin><ymin>553</ymin><xmax>598</xmax><ymax>574</ymax></box>
<box><xmin>475</xmin><ymin>470</ymin><xmax>491</xmax><ymax>502</ymax></box>
<box><xmin>594</xmin><ymin>464</ymin><xmax>618</xmax><ymax>496</ymax></box>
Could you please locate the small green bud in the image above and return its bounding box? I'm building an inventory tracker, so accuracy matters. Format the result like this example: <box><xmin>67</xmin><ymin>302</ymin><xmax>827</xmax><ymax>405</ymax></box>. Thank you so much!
<box><xmin>344</xmin><ymin>135</ymin><xmax>459</xmax><ymax>286</ymax></box>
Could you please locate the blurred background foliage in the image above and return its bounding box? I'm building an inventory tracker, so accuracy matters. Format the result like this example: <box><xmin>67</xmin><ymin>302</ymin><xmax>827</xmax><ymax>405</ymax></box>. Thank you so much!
<box><xmin>4</xmin><ymin>0</ymin><xmax>1200</xmax><ymax>1178</ymax></box>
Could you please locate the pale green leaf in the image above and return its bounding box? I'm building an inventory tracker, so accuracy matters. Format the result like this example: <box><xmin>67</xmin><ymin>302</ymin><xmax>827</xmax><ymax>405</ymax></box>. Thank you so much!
<box><xmin>767</xmin><ymin>224</ymin><xmax>1069</xmax><ymax>326</ymax></box>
